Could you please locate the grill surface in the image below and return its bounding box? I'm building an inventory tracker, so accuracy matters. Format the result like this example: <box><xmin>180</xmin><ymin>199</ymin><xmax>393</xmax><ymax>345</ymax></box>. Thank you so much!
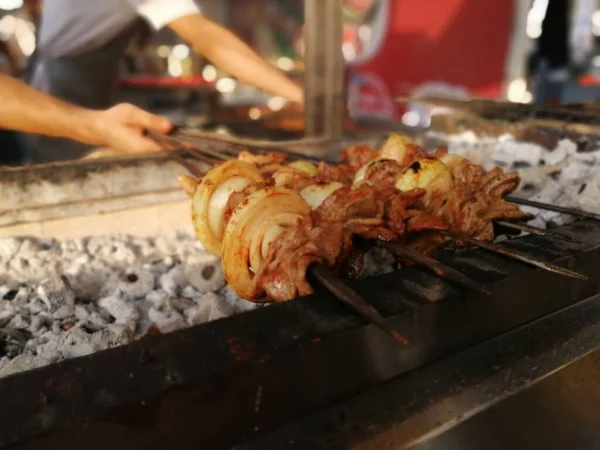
<box><xmin>1</xmin><ymin>218</ymin><xmax>600</xmax><ymax>449</ymax></box>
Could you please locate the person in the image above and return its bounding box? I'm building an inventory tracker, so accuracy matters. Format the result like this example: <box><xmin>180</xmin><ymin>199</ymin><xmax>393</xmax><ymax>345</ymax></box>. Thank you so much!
<box><xmin>0</xmin><ymin>73</ymin><xmax>172</xmax><ymax>159</ymax></box>
<box><xmin>24</xmin><ymin>0</ymin><xmax>305</xmax><ymax>163</ymax></box>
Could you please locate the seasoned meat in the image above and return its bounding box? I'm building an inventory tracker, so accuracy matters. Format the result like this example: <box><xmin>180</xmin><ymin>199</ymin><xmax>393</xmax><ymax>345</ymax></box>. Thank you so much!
<box><xmin>238</xmin><ymin>150</ymin><xmax>287</xmax><ymax>166</ymax></box>
<box><xmin>362</xmin><ymin>159</ymin><xmax>405</xmax><ymax>192</ymax></box>
<box><xmin>342</xmin><ymin>144</ymin><xmax>378</xmax><ymax>168</ymax></box>
<box><xmin>271</xmin><ymin>166</ymin><xmax>315</xmax><ymax>191</ymax></box>
<box><xmin>315</xmin><ymin>161</ymin><xmax>357</xmax><ymax>185</ymax></box>
<box><xmin>250</xmin><ymin>214</ymin><xmax>346</xmax><ymax>301</ymax></box>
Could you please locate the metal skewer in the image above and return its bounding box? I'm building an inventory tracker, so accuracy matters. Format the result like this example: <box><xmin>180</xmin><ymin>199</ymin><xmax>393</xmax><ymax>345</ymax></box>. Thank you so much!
<box><xmin>160</xmin><ymin>137</ymin><xmax>588</xmax><ymax>281</ymax></box>
<box><xmin>505</xmin><ymin>196</ymin><xmax>600</xmax><ymax>222</ymax></box>
<box><xmin>310</xmin><ymin>264</ymin><xmax>408</xmax><ymax>345</ymax></box>
<box><xmin>380</xmin><ymin>241</ymin><xmax>489</xmax><ymax>294</ymax></box>
<box><xmin>439</xmin><ymin>231</ymin><xmax>587</xmax><ymax>280</ymax></box>
<box><xmin>495</xmin><ymin>221</ymin><xmax>580</xmax><ymax>242</ymax></box>
<box><xmin>150</xmin><ymin>137</ymin><xmax>408</xmax><ymax>346</ymax></box>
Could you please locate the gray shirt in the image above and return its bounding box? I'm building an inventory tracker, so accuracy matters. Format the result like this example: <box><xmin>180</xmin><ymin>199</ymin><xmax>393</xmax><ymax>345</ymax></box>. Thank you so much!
<box><xmin>26</xmin><ymin>0</ymin><xmax>200</xmax><ymax>163</ymax></box>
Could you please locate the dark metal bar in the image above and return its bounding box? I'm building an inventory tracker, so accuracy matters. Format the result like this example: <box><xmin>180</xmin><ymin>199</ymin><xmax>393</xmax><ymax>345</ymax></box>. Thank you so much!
<box><xmin>174</xmin><ymin>128</ymin><xmax>370</xmax><ymax>148</ymax></box>
<box><xmin>380</xmin><ymin>242</ymin><xmax>489</xmax><ymax>294</ymax></box>
<box><xmin>181</xmin><ymin>144</ymin><xmax>230</xmax><ymax>162</ymax></box>
<box><xmin>171</xmin><ymin>152</ymin><xmax>204</xmax><ymax>178</ymax></box>
<box><xmin>495</xmin><ymin>221</ymin><xmax>580</xmax><ymax>242</ymax></box>
<box><xmin>310</xmin><ymin>264</ymin><xmax>409</xmax><ymax>345</ymax></box>
<box><xmin>304</xmin><ymin>0</ymin><xmax>344</xmax><ymax>138</ymax></box>
<box><xmin>506</xmin><ymin>196</ymin><xmax>600</xmax><ymax>221</ymax></box>
<box><xmin>440</xmin><ymin>231</ymin><xmax>588</xmax><ymax>280</ymax></box>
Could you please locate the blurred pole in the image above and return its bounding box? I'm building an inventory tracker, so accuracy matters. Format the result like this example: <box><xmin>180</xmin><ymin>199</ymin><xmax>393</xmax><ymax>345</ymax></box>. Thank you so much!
<box><xmin>304</xmin><ymin>0</ymin><xmax>344</xmax><ymax>137</ymax></box>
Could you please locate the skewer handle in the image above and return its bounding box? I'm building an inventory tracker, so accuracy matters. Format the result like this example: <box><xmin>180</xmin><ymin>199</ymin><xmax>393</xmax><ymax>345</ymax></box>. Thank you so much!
<box><xmin>440</xmin><ymin>231</ymin><xmax>588</xmax><ymax>280</ymax></box>
<box><xmin>381</xmin><ymin>242</ymin><xmax>489</xmax><ymax>294</ymax></box>
<box><xmin>310</xmin><ymin>264</ymin><xmax>409</xmax><ymax>345</ymax></box>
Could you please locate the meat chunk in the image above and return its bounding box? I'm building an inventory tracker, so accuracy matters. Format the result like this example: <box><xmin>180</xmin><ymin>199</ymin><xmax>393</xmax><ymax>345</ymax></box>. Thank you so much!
<box><xmin>342</xmin><ymin>144</ymin><xmax>378</xmax><ymax>168</ymax></box>
<box><xmin>238</xmin><ymin>150</ymin><xmax>287</xmax><ymax>166</ymax></box>
<box><xmin>250</xmin><ymin>214</ymin><xmax>346</xmax><ymax>301</ymax></box>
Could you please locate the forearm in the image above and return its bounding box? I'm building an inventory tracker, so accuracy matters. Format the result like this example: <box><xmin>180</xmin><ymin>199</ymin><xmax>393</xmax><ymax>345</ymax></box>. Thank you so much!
<box><xmin>0</xmin><ymin>74</ymin><xmax>99</xmax><ymax>144</ymax></box>
<box><xmin>170</xmin><ymin>15</ymin><xmax>304</xmax><ymax>104</ymax></box>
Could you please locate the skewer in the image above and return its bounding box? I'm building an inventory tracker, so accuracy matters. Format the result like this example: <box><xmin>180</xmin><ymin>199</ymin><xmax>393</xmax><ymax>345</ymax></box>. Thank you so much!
<box><xmin>439</xmin><ymin>230</ymin><xmax>587</xmax><ymax>280</ymax></box>
<box><xmin>495</xmin><ymin>221</ymin><xmax>580</xmax><ymax>242</ymax></box>
<box><xmin>169</xmin><ymin>151</ymin><xmax>205</xmax><ymax>177</ymax></box>
<box><xmin>310</xmin><ymin>264</ymin><xmax>408</xmax><ymax>345</ymax></box>
<box><xmin>505</xmin><ymin>196</ymin><xmax>600</xmax><ymax>221</ymax></box>
<box><xmin>153</xmin><ymin>134</ymin><xmax>586</xmax><ymax>294</ymax></box>
<box><xmin>173</xmin><ymin>144</ymin><xmax>494</xmax><ymax>292</ymax></box>
<box><xmin>202</xmin><ymin>142</ymin><xmax>332</xmax><ymax>165</ymax></box>
<box><xmin>152</xmin><ymin>140</ymin><xmax>408</xmax><ymax>346</ymax></box>
<box><xmin>379</xmin><ymin>242</ymin><xmax>489</xmax><ymax>294</ymax></box>
<box><xmin>172</xmin><ymin>127</ymin><xmax>389</xmax><ymax>149</ymax></box>
<box><xmin>156</xmin><ymin>136</ymin><xmax>587</xmax><ymax>282</ymax></box>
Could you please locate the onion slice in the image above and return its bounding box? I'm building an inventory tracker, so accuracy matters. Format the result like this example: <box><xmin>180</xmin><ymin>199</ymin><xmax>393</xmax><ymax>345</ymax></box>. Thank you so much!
<box><xmin>178</xmin><ymin>174</ymin><xmax>200</xmax><ymax>198</ymax></box>
<box><xmin>438</xmin><ymin>153</ymin><xmax>466</xmax><ymax>170</ymax></box>
<box><xmin>395</xmin><ymin>158</ymin><xmax>454</xmax><ymax>197</ymax></box>
<box><xmin>192</xmin><ymin>160</ymin><xmax>263</xmax><ymax>255</ymax></box>
<box><xmin>221</xmin><ymin>187</ymin><xmax>311</xmax><ymax>300</ymax></box>
<box><xmin>379</xmin><ymin>134</ymin><xmax>419</xmax><ymax>163</ymax></box>
<box><xmin>300</xmin><ymin>182</ymin><xmax>344</xmax><ymax>210</ymax></box>
<box><xmin>288</xmin><ymin>160</ymin><xmax>318</xmax><ymax>177</ymax></box>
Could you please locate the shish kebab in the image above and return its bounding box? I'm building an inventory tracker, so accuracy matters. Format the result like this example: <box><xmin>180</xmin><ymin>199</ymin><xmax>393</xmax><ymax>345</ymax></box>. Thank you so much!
<box><xmin>175</xmin><ymin>133</ymin><xmax>586</xmax><ymax>304</ymax></box>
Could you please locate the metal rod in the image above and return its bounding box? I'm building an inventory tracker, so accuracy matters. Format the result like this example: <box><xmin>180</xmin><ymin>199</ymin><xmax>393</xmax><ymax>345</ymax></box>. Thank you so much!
<box><xmin>380</xmin><ymin>242</ymin><xmax>489</xmax><ymax>294</ymax></box>
<box><xmin>200</xmin><ymin>142</ymin><xmax>331</xmax><ymax>165</ymax></box>
<box><xmin>181</xmin><ymin>145</ymin><xmax>230</xmax><ymax>162</ymax></box>
<box><xmin>506</xmin><ymin>196</ymin><xmax>600</xmax><ymax>221</ymax></box>
<box><xmin>304</xmin><ymin>0</ymin><xmax>344</xmax><ymax>138</ymax></box>
<box><xmin>439</xmin><ymin>231</ymin><xmax>587</xmax><ymax>280</ymax></box>
<box><xmin>174</xmin><ymin>135</ymin><xmax>330</xmax><ymax>164</ymax></box>
<box><xmin>174</xmin><ymin>128</ymin><xmax>370</xmax><ymax>148</ymax></box>
<box><xmin>310</xmin><ymin>264</ymin><xmax>408</xmax><ymax>345</ymax></box>
<box><xmin>495</xmin><ymin>221</ymin><xmax>580</xmax><ymax>242</ymax></box>
<box><xmin>170</xmin><ymin>152</ymin><xmax>204</xmax><ymax>178</ymax></box>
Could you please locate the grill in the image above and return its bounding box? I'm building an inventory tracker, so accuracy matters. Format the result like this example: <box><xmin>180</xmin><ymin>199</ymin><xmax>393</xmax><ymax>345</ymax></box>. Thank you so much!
<box><xmin>2</xmin><ymin>129</ymin><xmax>600</xmax><ymax>449</ymax></box>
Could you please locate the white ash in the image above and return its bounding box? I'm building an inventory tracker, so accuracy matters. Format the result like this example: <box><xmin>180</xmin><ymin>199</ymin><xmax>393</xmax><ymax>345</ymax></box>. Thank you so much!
<box><xmin>0</xmin><ymin>231</ymin><xmax>260</xmax><ymax>379</ymax></box>
<box><xmin>359</xmin><ymin>247</ymin><xmax>397</xmax><ymax>279</ymax></box>
<box><xmin>5</xmin><ymin>132</ymin><xmax>587</xmax><ymax>377</ymax></box>
<box><xmin>428</xmin><ymin>131</ymin><xmax>600</xmax><ymax>228</ymax></box>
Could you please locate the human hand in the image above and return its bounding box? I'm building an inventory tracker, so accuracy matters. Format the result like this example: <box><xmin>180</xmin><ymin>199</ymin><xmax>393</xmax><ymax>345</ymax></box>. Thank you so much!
<box><xmin>86</xmin><ymin>103</ymin><xmax>173</xmax><ymax>154</ymax></box>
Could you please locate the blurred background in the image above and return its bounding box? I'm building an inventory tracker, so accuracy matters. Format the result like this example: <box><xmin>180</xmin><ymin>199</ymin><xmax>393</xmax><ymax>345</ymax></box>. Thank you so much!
<box><xmin>0</xmin><ymin>0</ymin><xmax>599</xmax><ymax>153</ymax></box>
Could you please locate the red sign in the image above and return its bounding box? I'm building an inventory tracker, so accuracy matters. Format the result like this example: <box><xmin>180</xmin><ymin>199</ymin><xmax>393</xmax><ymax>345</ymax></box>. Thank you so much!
<box><xmin>348</xmin><ymin>0</ymin><xmax>516</xmax><ymax>119</ymax></box>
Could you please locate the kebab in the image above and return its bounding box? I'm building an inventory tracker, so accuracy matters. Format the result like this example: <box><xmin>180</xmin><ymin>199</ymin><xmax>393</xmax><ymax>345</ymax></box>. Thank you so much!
<box><xmin>178</xmin><ymin>136</ymin><xmax>506</xmax><ymax>299</ymax></box>
<box><xmin>180</xmin><ymin>157</ymin><xmax>446</xmax><ymax>301</ymax></box>
<box><xmin>178</xmin><ymin>134</ymin><xmax>584</xmax><ymax>302</ymax></box>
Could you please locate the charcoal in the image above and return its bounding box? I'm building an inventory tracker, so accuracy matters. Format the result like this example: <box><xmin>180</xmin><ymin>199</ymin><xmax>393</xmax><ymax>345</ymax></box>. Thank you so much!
<box><xmin>97</xmin><ymin>296</ymin><xmax>139</xmax><ymax>333</ymax></box>
<box><xmin>184</xmin><ymin>255</ymin><xmax>226</xmax><ymax>293</ymax></box>
<box><xmin>0</xmin><ymin>329</ymin><xmax>29</xmax><ymax>359</ymax></box>
<box><xmin>0</xmin><ymin>354</ymin><xmax>49</xmax><ymax>378</ymax></box>
<box><xmin>37</xmin><ymin>276</ymin><xmax>75</xmax><ymax>318</ymax></box>
<box><xmin>116</xmin><ymin>268</ymin><xmax>155</xmax><ymax>299</ymax></box>
<box><xmin>159</xmin><ymin>264</ymin><xmax>187</xmax><ymax>296</ymax></box>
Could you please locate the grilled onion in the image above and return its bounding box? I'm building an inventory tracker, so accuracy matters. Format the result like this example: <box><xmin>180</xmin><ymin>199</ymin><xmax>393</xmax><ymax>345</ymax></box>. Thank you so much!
<box><xmin>395</xmin><ymin>158</ymin><xmax>453</xmax><ymax>196</ymax></box>
<box><xmin>300</xmin><ymin>182</ymin><xmax>344</xmax><ymax>209</ymax></box>
<box><xmin>221</xmin><ymin>187</ymin><xmax>311</xmax><ymax>300</ymax></box>
<box><xmin>379</xmin><ymin>134</ymin><xmax>418</xmax><ymax>163</ymax></box>
<box><xmin>178</xmin><ymin>174</ymin><xmax>200</xmax><ymax>197</ymax></box>
<box><xmin>288</xmin><ymin>160</ymin><xmax>318</xmax><ymax>177</ymax></box>
<box><xmin>192</xmin><ymin>160</ymin><xmax>263</xmax><ymax>255</ymax></box>
<box><xmin>438</xmin><ymin>153</ymin><xmax>465</xmax><ymax>170</ymax></box>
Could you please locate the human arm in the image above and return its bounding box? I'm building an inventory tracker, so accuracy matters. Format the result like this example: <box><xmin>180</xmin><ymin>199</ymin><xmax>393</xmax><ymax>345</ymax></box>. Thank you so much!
<box><xmin>0</xmin><ymin>74</ymin><xmax>173</xmax><ymax>154</ymax></box>
<box><xmin>133</xmin><ymin>0</ymin><xmax>303</xmax><ymax>105</ymax></box>
<box><xmin>169</xmin><ymin>14</ymin><xmax>303</xmax><ymax>105</ymax></box>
